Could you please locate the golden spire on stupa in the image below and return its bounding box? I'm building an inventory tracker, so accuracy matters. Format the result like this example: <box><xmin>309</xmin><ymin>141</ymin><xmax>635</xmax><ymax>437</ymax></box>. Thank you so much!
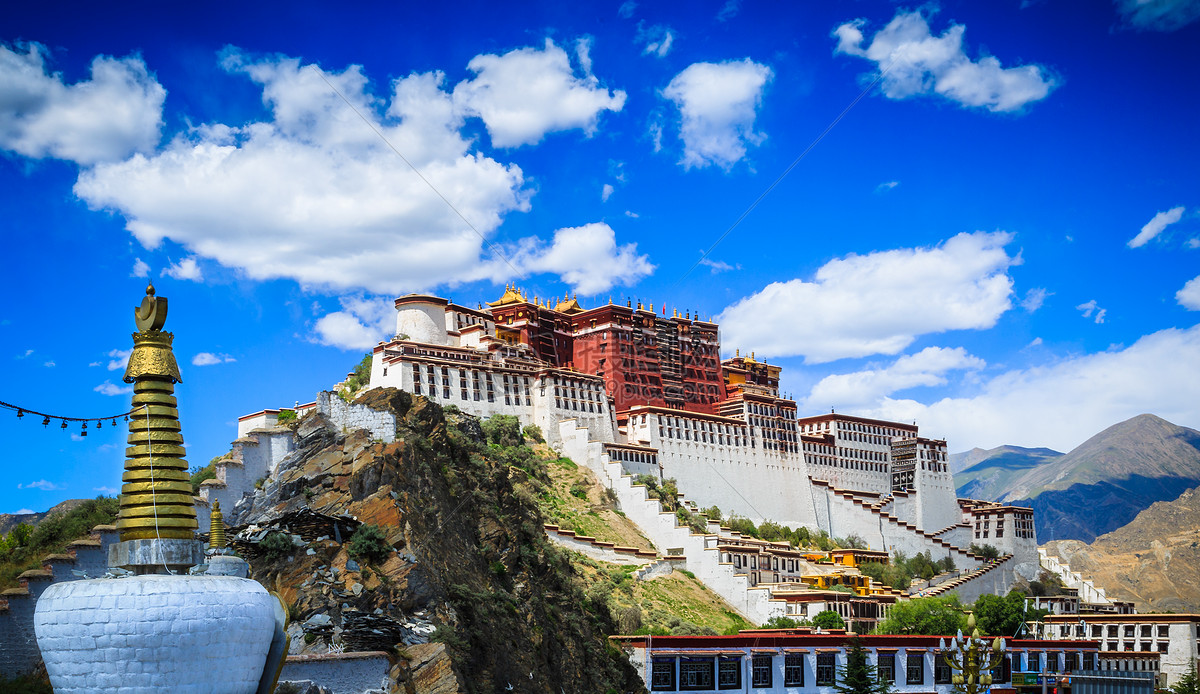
<box><xmin>209</xmin><ymin>501</ymin><xmax>226</xmax><ymax>551</ymax></box>
<box><xmin>116</xmin><ymin>282</ymin><xmax>197</xmax><ymax>541</ymax></box>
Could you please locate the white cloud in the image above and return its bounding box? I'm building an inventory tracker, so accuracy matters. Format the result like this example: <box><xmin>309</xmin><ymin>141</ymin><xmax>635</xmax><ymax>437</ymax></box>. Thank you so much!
<box><xmin>699</xmin><ymin>257</ymin><xmax>741</xmax><ymax>273</ymax></box>
<box><xmin>1021</xmin><ymin>287</ymin><xmax>1050</xmax><ymax>312</ymax></box>
<box><xmin>875</xmin><ymin>180</ymin><xmax>900</xmax><ymax>193</ymax></box>
<box><xmin>74</xmin><ymin>51</ymin><xmax>532</xmax><ymax>296</ymax></box>
<box><xmin>624</xmin><ymin>210</ymin><xmax>639</xmax><ymax>218</ymax></box>
<box><xmin>1076</xmin><ymin>299</ymin><xmax>1107</xmax><ymax>324</ymax></box>
<box><xmin>452</xmin><ymin>38</ymin><xmax>626</xmax><ymax>148</ymax></box>
<box><xmin>0</xmin><ymin>42</ymin><xmax>165</xmax><ymax>165</ymax></box>
<box><xmin>131</xmin><ymin>257</ymin><xmax>150</xmax><ymax>277</ymax></box>
<box><xmin>1128</xmin><ymin>206</ymin><xmax>1185</xmax><ymax>248</ymax></box>
<box><xmin>718</xmin><ymin>231</ymin><xmax>1017</xmax><ymax>363</ymax></box>
<box><xmin>1028</xmin><ymin>337</ymin><xmax>1044</xmax><ymax>347</ymax></box>
<box><xmin>1187</xmin><ymin>238</ymin><xmax>1200</xmax><ymax>249</ymax></box>
<box><xmin>804</xmin><ymin>346</ymin><xmax>985</xmax><ymax>410</ymax></box>
<box><xmin>1114</xmin><ymin>0</ymin><xmax>1200</xmax><ymax>30</ymax></box>
<box><xmin>11</xmin><ymin>508</ymin><xmax>34</xmax><ymax>515</ymax></box>
<box><xmin>162</xmin><ymin>256</ymin><xmax>203</xmax><ymax>281</ymax></box>
<box><xmin>16</xmin><ymin>349</ymin><xmax>33</xmax><ymax>359</ymax></box>
<box><xmin>662</xmin><ymin>59</ymin><xmax>773</xmax><ymax>169</ymax></box>
<box><xmin>94</xmin><ymin>380</ymin><xmax>132</xmax><ymax>396</ymax></box>
<box><xmin>833</xmin><ymin>10</ymin><xmax>1057</xmax><ymax>113</ymax></box>
<box><xmin>856</xmin><ymin>324</ymin><xmax>1200</xmax><ymax>452</ymax></box>
<box><xmin>513</xmin><ymin>222</ymin><xmax>654</xmax><ymax>294</ymax></box>
<box><xmin>43</xmin><ymin>360</ymin><xmax>55</xmax><ymax>368</ymax></box>
<box><xmin>314</xmin><ymin>296</ymin><xmax>394</xmax><ymax>351</ymax></box>
<box><xmin>18</xmin><ymin>479</ymin><xmax>63</xmax><ymax>491</ymax></box>
<box><xmin>618</xmin><ymin>1</ymin><xmax>637</xmax><ymax>19</ymax></box>
<box><xmin>602</xmin><ymin>183</ymin><xmax>614</xmax><ymax>201</ymax></box>
<box><xmin>1177</xmin><ymin>275</ymin><xmax>1200</xmax><ymax>310</ymax></box>
<box><xmin>637</xmin><ymin>24</ymin><xmax>675</xmax><ymax>58</ymax></box>
<box><xmin>93</xmin><ymin>486</ymin><xmax>118</xmax><ymax>495</ymax></box>
<box><xmin>192</xmin><ymin>352</ymin><xmax>235</xmax><ymax>366</ymax></box>
<box><xmin>717</xmin><ymin>0</ymin><xmax>741</xmax><ymax>22</ymax></box>
<box><xmin>106</xmin><ymin>348</ymin><xmax>131</xmax><ymax>371</ymax></box>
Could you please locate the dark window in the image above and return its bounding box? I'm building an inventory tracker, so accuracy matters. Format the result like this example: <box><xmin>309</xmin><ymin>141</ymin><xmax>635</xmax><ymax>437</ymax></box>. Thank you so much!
<box><xmin>651</xmin><ymin>658</ymin><xmax>676</xmax><ymax>691</ymax></box>
<box><xmin>718</xmin><ymin>657</ymin><xmax>741</xmax><ymax>690</ymax></box>
<box><xmin>877</xmin><ymin>653</ymin><xmax>895</xmax><ymax>682</ymax></box>
<box><xmin>680</xmin><ymin>657</ymin><xmax>715</xmax><ymax>691</ymax></box>
<box><xmin>784</xmin><ymin>654</ymin><xmax>804</xmax><ymax>686</ymax></box>
<box><xmin>992</xmin><ymin>655</ymin><xmax>1010</xmax><ymax>683</ymax></box>
<box><xmin>1067</xmin><ymin>653</ymin><xmax>1081</xmax><ymax>671</ymax></box>
<box><xmin>935</xmin><ymin>654</ymin><xmax>951</xmax><ymax>684</ymax></box>
<box><xmin>752</xmin><ymin>655</ymin><xmax>772</xmax><ymax>688</ymax></box>
<box><xmin>907</xmin><ymin>653</ymin><xmax>925</xmax><ymax>684</ymax></box>
<box><xmin>1083</xmin><ymin>653</ymin><xmax>1097</xmax><ymax>670</ymax></box>
<box><xmin>817</xmin><ymin>653</ymin><xmax>836</xmax><ymax>686</ymax></box>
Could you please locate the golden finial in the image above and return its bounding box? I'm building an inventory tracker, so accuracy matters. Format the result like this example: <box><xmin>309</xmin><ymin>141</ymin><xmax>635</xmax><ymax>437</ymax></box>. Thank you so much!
<box><xmin>209</xmin><ymin>501</ymin><xmax>226</xmax><ymax>551</ymax></box>
<box><xmin>736</xmin><ymin>348</ymin><xmax>740</xmax><ymax>357</ymax></box>
<box><xmin>115</xmin><ymin>283</ymin><xmax>197</xmax><ymax>542</ymax></box>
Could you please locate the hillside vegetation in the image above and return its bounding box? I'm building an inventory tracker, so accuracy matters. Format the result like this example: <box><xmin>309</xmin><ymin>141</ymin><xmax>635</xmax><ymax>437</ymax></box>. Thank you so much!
<box><xmin>0</xmin><ymin>497</ymin><xmax>117</xmax><ymax>590</ymax></box>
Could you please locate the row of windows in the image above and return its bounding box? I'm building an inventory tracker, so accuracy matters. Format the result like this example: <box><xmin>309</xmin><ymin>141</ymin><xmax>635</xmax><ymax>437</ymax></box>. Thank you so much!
<box><xmin>651</xmin><ymin>652</ymin><xmax>948</xmax><ymax>692</ymax></box>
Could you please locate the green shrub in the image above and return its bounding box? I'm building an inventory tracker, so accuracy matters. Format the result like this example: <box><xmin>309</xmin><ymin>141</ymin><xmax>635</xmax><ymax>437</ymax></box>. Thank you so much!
<box><xmin>763</xmin><ymin>616</ymin><xmax>809</xmax><ymax>629</ymax></box>
<box><xmin>276</xmin><ymin>409</ymin><xmax>297</xmax><ymax>424</ymax></box>
<box><xmin>348</xmin><ymin>524</ymin><xmax>391</xmax><ymax>564</ymax></box>
<box><xmin>522</xmin><ymin>424</ymin><xmax>545</xmax><ymax>443</ymax></box>
<box><xmin>569</xmin><ymin>481</ymin><xmax>589</xmax><ymax>499</ymax></box>
<box><xmin>260</xmin><ymin>532</ymin><xmax>295</xmax><ymax>563</ymax></box>
<box><xmin>189</xmin><ymin>456</ymin><xmax>220</xmax><ymax>494</ymax></box>
<box><xmin>482</xmin><ymin>415</ymin><xmax>524</xmax><ymax>447</ymax></box>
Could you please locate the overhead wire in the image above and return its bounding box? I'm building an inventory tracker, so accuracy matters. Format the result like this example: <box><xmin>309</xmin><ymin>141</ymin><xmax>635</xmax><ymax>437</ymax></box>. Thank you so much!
<box><xmin>676</xmin><ymin>49</ymin><xmax>907</xmax><ymax>287</ymax></box>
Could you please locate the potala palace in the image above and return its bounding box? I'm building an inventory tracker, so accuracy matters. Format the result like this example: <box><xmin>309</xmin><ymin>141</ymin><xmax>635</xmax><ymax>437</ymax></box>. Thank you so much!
<box><xmin>359</xmin><ymin>288</ymin><xmax>1041</xmax><ymax>582</ymax></box>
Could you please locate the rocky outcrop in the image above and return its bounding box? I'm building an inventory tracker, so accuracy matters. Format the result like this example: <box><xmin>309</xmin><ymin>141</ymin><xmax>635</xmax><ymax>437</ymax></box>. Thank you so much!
<box><xmin>1042</xmin><ymin>485</ymin><xmax>1200</xmax><ymax>612</ymax></box>
<box><xmin>237</xmin><ymin>387</ymin><xmax>642</xmax><ymax>694</ymax></box>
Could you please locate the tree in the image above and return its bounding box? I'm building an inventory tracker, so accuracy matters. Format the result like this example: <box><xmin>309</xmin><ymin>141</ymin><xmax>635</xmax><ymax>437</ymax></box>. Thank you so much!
<box><xmin>969</xmin><ymin>543</ymin><xmax>1000</xmax><ymax>560</ymax></box>
<box><xmin>763</xmin><ymin>616</ymin><xmax>809</xmax><ymax>629</ymax></box>
<box><xmin>1170</xmin><ymin>659</ymin><xmax>1199</xmax><ymax>694</ymax></box>
<box><xmin>875</xmin><ymin>595</ymin><xmax>968</xmax><ymax>635</ymax></box>
<box><xmin>974</xmin><ymin>591</ymin><xmax>1034</xmax><ymax>637</ymax></box>
<box><xmin>813</xmin><ymin>610</ymin><xmax>847</xmax><ymax>630</ymax></box>
<box><xmin>835</xmin><ymin>637</ymin><xmax>894</xmax><ymax>694</ymax></box>
<box><xmin>482</xmin><ymin>414</ymin><xmax>524</xmax><ymax>447</ymax></box>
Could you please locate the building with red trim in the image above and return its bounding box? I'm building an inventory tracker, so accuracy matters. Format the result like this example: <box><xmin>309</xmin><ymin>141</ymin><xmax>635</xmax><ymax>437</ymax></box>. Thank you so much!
<box><xmin>613</xmin><ymin>631</ymin><xmax>1101</xmax><ymax>694</ymax></box>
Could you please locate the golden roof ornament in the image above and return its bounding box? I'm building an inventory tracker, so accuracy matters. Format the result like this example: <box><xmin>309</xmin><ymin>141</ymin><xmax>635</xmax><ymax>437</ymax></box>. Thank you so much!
<box><xmin>116</xmin><ymin>281</ymin><xmax>197</xmax><ymax>542</ymax></box>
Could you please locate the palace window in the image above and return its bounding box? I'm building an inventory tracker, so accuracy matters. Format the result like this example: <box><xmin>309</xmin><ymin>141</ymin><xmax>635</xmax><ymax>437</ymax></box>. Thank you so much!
<box><xmin>784</xmin><ymin>654</ymin><xmax>804</xmax><ymax>686</ymax></box>
<box><xmin>906</xmin><ymin>653</ymin><xmax>925</xmax><ymax>684</ymax></box>
<box><xmin>680</xmin><ymin>657</ymin><xmax>715</xmax><ymax>691</ymax></box>
<box><xmin>817</xmin><ymin>653</ymin><xmax>836</xmax><ymax>686</ymax></box>
<box><xmin>651</xmin><ymin>658</ymin><xmax>675</xmax><ymax>691</ymax></box>
<box><xmin>752</xmin><ymin>655</ymin><xmax>772</xmax><ymax>688</ymax></box>
<box><xmin>878</xmin><ymin>653</ymin><xmax>895</xmax><ymax>682</ymax></box>
<box><xmin>718</xmin><ymin>657</ymin><xmax>741</xmax><ymax>690</ymax></box>
<box><xmin>935</xmin><ymin>654</ymin><xmax>952</xmax><ymax>684</ymax></box>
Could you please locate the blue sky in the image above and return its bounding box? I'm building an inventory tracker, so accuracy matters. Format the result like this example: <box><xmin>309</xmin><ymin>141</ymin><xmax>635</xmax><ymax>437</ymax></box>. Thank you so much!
<box><xmin>2</xmin><ymin>0</ymin><xmax>1199</xmax><ymax>514</ymax></box>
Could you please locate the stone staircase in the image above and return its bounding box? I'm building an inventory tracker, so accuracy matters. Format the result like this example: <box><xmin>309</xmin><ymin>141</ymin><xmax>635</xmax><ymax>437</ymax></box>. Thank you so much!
<box><xmin>813</xmin><ymin>480</ymin><xmax>986</xmax><ymax>567</ymax></box>
<box><xmin>560</xmin><ymin>419</ymin><xmax>788</xmax><ymax>624</ymax></box>
<box><xmin>0</xmin><ymin>524</ymin><xmax>121</xmax><ymax>678</ymax></box>
<box><xmin>195</xmin><ymin>425</ymin><xmax>296</xmax><ymax>533</ymax></box>
<box><xmin>914</xmin><ymin>554</ymin><xmax>1016</xmax><ymax>603</ymax></box>
<box><xmin>1038</xmin><ymin>548</ymin><xmax>1113</xmax><ymax>605</ymax></box>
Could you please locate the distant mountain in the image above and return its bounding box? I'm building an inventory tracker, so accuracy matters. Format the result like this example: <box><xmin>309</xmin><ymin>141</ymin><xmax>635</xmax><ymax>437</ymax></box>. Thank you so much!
<box><xmin>0</xmin><ymin>499</ymin><xmax>88</xmax><ymax>536</ymax></box>
<box><xmin>953</xmin><ymin>414</ymin><xmax>1200</xmax><ymax>542</ymax></box>
<box><xmin>1042</xmin><ymin>485</ymin><xmax>1200</xmax><ymax>613</ymax></box>
<box><xmin>950</xmin><ymin>444</ymin><xmax>1063</xmax><ymax>476</ymax></box>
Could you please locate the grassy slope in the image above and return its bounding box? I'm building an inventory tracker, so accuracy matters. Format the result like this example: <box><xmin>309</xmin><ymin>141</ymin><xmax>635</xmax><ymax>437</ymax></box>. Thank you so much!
<box><xmin>539</xmin><ymin>452</ymin><xmax>655</xmax><ymax>551</ymax></box>
<box><xmin>536</xmin><ymin>447</ymin><xmax>752</xmax><ymax>634</ymax></box>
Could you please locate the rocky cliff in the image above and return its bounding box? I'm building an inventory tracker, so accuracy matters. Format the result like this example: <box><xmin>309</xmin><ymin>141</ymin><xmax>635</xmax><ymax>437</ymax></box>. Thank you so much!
<box><xmin>232</xmin><ymin>388</ymin><xmax>642</xmax><ymax>694</ymax></box>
